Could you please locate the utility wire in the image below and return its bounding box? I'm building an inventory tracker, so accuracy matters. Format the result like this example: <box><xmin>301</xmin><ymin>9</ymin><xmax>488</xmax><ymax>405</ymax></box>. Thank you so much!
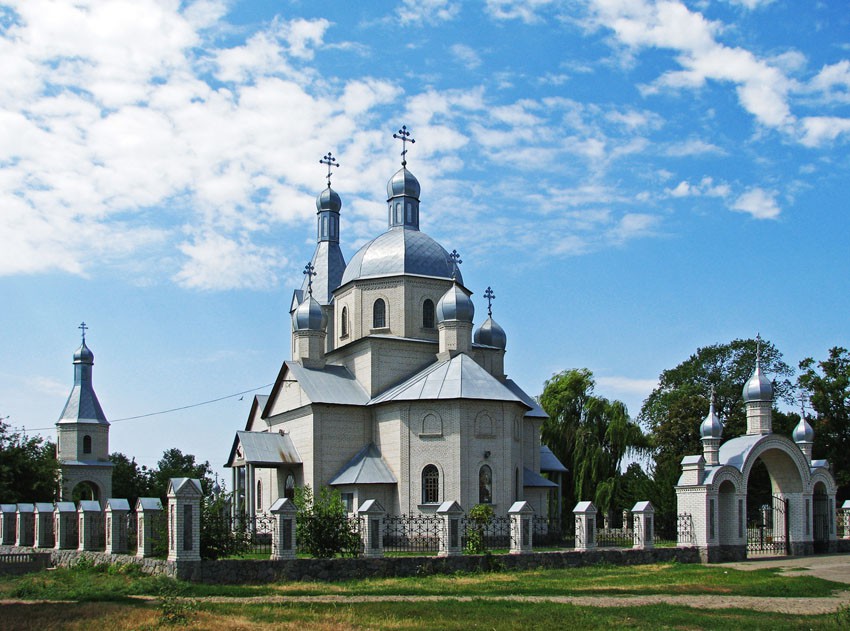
<box><xmin>9</xmin><ymin>383</ymin><xmax>274</xmax><ymax>433</ymax></box>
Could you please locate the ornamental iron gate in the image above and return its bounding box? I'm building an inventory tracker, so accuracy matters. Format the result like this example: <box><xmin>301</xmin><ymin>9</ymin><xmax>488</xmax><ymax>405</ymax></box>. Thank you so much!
<box><xmin>747</xmin><ymin>494</ymin><xmax>789</xmax><ymax>556</ymax></box>
<box><xmin>812</xmin><ymin>493</ymin><xmax>831</xmax><ymax>554</ymax></box>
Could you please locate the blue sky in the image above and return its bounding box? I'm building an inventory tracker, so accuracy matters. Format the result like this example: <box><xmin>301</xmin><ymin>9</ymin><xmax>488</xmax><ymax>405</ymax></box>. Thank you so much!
<box><xmin>1</xmin><ymin>0</ymin><xmax>848</xmax><ymax>485</ymax></box>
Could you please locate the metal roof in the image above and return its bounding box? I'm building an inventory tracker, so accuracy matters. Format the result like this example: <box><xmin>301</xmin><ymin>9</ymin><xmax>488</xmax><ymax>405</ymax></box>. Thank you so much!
<box><xmin>282</xmin><ymin>361</ymin><xmax>370</xmax><ymax>406</ymax></box>
<box><xmin>503</xmin><ymin>379</ymin><xmax>548</xmax><ymax>418</ymax></box>
<box><xmin>370</xmin><ymin>353</ymin><xmax>529</xmax><ymax>406</ymax></box>
<box><xmin>57</xmin><ymin>382</ymin><xmax>108</xmax><ymax>425</ymax></box>
<box><xmin>540</xmin><ymin>445</ymin><xmax>568</xmax><ymax>472</ymax></box>
<box><xmin>717</xmin><ymin>433</ymin><xmax>764</xmax><ymax>471</ymax></box>
<box><xmin>328</xmin><ymin>443</ymin><xmax>397</xmax><ymax>485</ymax></box>
<box><xmin>523</xmin><ymin>467</ymin><xmax>558</xmax><ymax>488</ymax></box>
<box><xmin>340</xmin><ymin>227</ymin><xmax>463</xmax><ymax>286</ymax></box>
<box><xmin>225</xmin><ymin>430</ymin><xmax>303</xmax><ymax>468</ymax></box>
<box><xmin>300</xmin><ymin>241</ymin><xmax>346</xmax><ymax>306</ymax></box>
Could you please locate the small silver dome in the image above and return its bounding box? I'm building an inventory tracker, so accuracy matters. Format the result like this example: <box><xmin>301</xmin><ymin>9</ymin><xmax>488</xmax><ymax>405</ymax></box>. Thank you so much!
<box><xmin>792</xmin><ymin>416</ymin><xmax>815</xmax><ymax>443</ymax></box>
<box><xmin>700</xmin><ymin>398</ymin><xmax>723</xmax><ymax>439</ymax></box>
<box><xmin>292</xmin><ymin>294</ymin><xmax>327</xmax><ymax>331</ymax></box>
<box><xmin>387</xmin><ymin>167</ymin><xmax>420</xmax><ymax>200</ymax></box>
<box><xmin>474</xmin><ymin>317</ymin><xmax>506</xmax><ymax>349</ymax></box>
<box><xmin>316</xmin><ymin>186</ymin><xmax>342</xmax><ymax>213</ymax></box>
<box><xmin>74</xmin><ymin>341</ymin><xmax>94</xmax><ymax>364</ymax></box>
<box><xmin>742</xmin><ymin>361</ymin><xmax>773</xmax><ymax>402</ymax></box>
<box><xmin>436</xmin><ymin>283</ymin><xmax>474</xmax><ymax>323</ymax></box>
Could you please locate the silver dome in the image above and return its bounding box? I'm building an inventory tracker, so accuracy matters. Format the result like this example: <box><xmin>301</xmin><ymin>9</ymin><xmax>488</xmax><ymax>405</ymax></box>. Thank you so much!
<box><xmin>74</xmin><ymin>341</ymin><xmax>94</xmax><ymax>364</ymax></box>
<box><xmin>742</xmin><ymin>362</ymin><xmax>773</xmax><ymax>402</ymax></box>
<box><xmin>436</xmin><ymin>283</ymin><xmax>474</xmax><ymax>323</ymax></box>
<box><xmin>474</xmin><ymin>317</ymin><xmax>507</xmax><ymax>349</ymax></box>
<box><xmin>792</xmin><ymin>416</ymin><xmax>815</xmax><ymax>443</ymax></box>
<box><xmin>340</xmin><ymin>228</ymin><xmax>463</xmax><ymax>286</ymax></box>
<box><xmin>700</xmin><ymin>398</ymin><xmax>723</xmax><ymax>439</ymax></box>
<box><xmin>387</xmin><ymin>167</ymin><xmax>420</xmax><ymax>200</ymax></box>
<box><xmin>292</xmin><ymin>294</ymin><xmax>327</xmax><ymax>331</ymax></box>
<box><xmin>316</xmin><ymin>186</ymin><xmax>342</xmax><ymax>213</ymax></box>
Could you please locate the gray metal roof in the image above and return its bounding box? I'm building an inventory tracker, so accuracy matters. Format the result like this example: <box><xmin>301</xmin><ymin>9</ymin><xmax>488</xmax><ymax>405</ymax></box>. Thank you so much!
<box><xmin>284</xmin><ymin>361</ymin><xmax>370</xmax><ymax>406</ymax></box>
<box><xmin>474</xmin><ymin>317</ymin><xmax>506</xmax><ymax>349</ymax></box>
<box><xmin>301</xmin><ymin>241</ymin><xmax>346</xmax><ymax>306</ymax></box>
<box><xmin>717</xmin><ymin>433</ymin><xmax>764</xmax><ymax>471</ymax></box>
<box><xmin>136</xmin><ymin>498</ymin><xmax>163</xmax><ymax>511</ymax></box>
<box><xmin>340</xmin><ymin>227</ymin><xmax>463</xmax><ymax>286</ymax></box>
<box><xmin>34</xmin><ymin>502</ymin><xmax>54</xmax><ymax>512</ymax></box>
<box><xmin>57</xmin><ymin>339</ymin><xmax>108</xmax><ymax>426</ymax></box>
<box><xmin>292</xmin><ymin>293</ymin><xmax>327</xmax><ymax>331</ymax></box>
<box><xmin>225</xmin><ymin>430</ymin><xmax>303</xmax><ymax>467</ymax></box>
<box><xmin>370</xmin><ymin>353</ymin><xmax>529</xmax><ymax>406</ymax></box>
<box><xmin>540</xmin><ymin>445</ymin><xmax>568</xmax><ymax>472</ymax></box>
<box><xmin>523</xmin><ymin>467</ymin><xmax>558</xmax><ymax>488</ymax></box>
<box><xmin>328</xmin><ymin>443</ymin><xmax>397</xmax><ymax>485</ymax></box>
<box><xmin>503</xmin><ymin>379</ymin><xmax>548</xmax><ymax>418</ymax></box>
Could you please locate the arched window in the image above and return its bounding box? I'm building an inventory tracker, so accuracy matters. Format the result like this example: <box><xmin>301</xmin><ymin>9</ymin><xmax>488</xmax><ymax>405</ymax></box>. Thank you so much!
<box><xmin>479</xmin><ymin>465</ymin><xmax>493</xmax><ymax>504</ymax></box>
<box><xmin>422</xmin><ymin>465</ymin><xmax>439</xmax><ymax>504</ymax></box>
<box><xmin>373</xmin><ymin>298</ymin><xmax>386</xmax><ymax>328</ymax></box>
<box><xmin>341</xmin><ymin>306</ymin><xmax>348</xmax><ymax>337</ymax></box>
<box><xmin>422</xmin><ymin>299</ymin><xmax>435</xmax><ymax>329</ymax></box>
<box><xmin>83</xmin><ymin>435</ymin><xmax>92</xmax><ymax>454</ymax></box>
<box><xmin>284</xmin><ymin>473</ymin><xmax>295</xmax><ymax>500</ymax></box>
<box><xmin>256</xmin><ymin>479</ymin><xmax>262</xmax><ymax>512</ymax></box>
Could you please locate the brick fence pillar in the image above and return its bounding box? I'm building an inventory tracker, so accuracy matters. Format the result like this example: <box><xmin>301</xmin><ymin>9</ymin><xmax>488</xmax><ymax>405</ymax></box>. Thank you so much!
<box><xmin>632</xmin><ymin>501</ymin><xmax>655</xmax><ymax>550</ymax></box>
<box><xmin>105</xmin><ymin>499</ymin><xmax>131</xmax><ymax>554</ymax></box>
<box><xmin>135</xmin><ymin>498</ymin><xmax>164</xmax><ymax>558</ymax></box>
<box><xmin>573</xmin><ymin>501</ymin><xmax>597</xmax><ymax>551</ymax></box>
<box><xmin>358</xmin><ymin>500</ymin><xmax>386</xmax><ymax>558</ymax></box>
<box><xmin>269</xmin><ymin>497</ymin><xmax>297</xmax><ymax>560</ymax></box>
<box><xmin>437</xmin><ymin>501</ymin><xmax>464</xmax><ymax>557</ymax></box>
<box><xmin>508</xmin><ymin>501</ymin><xmax>534</xmax><ymax>554</ymax></box>
<box><xmin>167</xmin><ymin>478</ymin><xmax>202</xmax><ymax>562</ymax></box>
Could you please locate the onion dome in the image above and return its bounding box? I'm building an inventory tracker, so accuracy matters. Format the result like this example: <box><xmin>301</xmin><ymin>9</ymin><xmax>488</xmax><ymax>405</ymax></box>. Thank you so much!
<box><xmin>316</xmin><ymin>186</ymin><xmax>342</xmax><ymax>213</ymax></box>
<box><xmin>793</xmin><ymin>416</ymin><xmax>815</xmax><ymax>444</ymax></box>
<box><xmin>74</xmin><ymin>340</ymin><xmax>94</xmax><ymax>364</ymax></box>
<box><xmin>700</xmin><ymin>394</ymin><xmax>723</xmax><ymax>439</ymax></box>
<box><xmin>436</xmin><ymin>282</ymin><xmax>474</xmax><ymax>323</ymax></box>
<box><xmin>474</xmin><ymin>318</ymin><xmax>507</xmax><ymax>349</ymax></box>
<box><xmin>742</xmin><ymin>361</ymin><xmax>773</xmax><ymax>402</ymax></box>
<box><xmin>387</xmin><ymin>167</ymin><xmax>420</xmax><ymax>200</ymax></box>
<box><xmin>292</xmin><ymin>294</ymin><xmax>327</xmax><ymax>331</ymax></box>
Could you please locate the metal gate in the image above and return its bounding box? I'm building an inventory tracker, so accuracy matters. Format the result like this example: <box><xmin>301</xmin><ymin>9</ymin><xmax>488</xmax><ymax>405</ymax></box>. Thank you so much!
<box><xmin>813</xmin><ymin>494</ymin><xmax>830</xmax><ymax>554</ymax></box>
<box><xmin>747</xmin><ymin>495</ymin><xmax>789</xmax><ymax>556</ymax></box>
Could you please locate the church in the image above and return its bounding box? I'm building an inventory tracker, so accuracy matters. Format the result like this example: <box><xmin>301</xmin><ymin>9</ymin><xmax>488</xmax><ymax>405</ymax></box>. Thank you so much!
<box><xmin>225</xmin><ymin>128</ymin><xmax>565</xmax><ymax>518</ymax></box>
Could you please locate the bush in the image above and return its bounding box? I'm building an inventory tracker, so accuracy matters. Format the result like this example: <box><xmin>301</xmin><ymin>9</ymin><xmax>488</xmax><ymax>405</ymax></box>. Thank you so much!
<box><xmin>465</xmin><ymin>504</ymin><xmax>494</xmax><ymax>555</ymax></box>
<box><xmin>294</xmin><ymin>485</ymin><xmax>361</xmax><ymax>558</ymax></box>
<box><xmin>201</xmin><ymin>492</ymin><xmax>249</xmax><ymax>560</ymax></box>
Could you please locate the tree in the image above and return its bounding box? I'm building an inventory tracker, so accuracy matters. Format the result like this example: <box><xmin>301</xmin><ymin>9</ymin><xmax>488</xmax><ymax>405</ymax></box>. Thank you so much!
<box><xmin>110</xmin><ymin>452</ymin><xmax>150</xmax><ymax>506</ymax></box>
<box><xmin>293</xmin><ymin>485</ymin><xmax>360</xmax><ymax>558</ymax></box>
<box><xmin>539</xmin><ymin>369</ymin><xmax>646</xmax><ymax>519</ymax></box>
<box><xmin>639</xmin><ymin>337</ymin><xmax>794</xmax><ymax>514</ymax></box>
<box><xmin>0</xmin><ymin>420</ymin><xmax>58</xmax><ymax>502</ymax></box>
<box><xmin>798</xmin><ymin>347</ymin><xmax>850</xmax><ymax>499</ymax></box>
<box><xmin>147</xmin><ymin>448</ymin><xmax>214</xmax><ymax>502</ymax></box>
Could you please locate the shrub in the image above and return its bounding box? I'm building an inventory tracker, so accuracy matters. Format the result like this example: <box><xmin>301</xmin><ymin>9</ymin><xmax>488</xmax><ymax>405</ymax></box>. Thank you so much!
<box><xmin>201</xmin><ymin>492</ymin><xmax>250</xmax><ymax>560</ymax></box>
<box><xmin>465</xmin><ymin>504</ymin><xmax>494</xmax><ymax>555</ymax></box>
<box><xmin>294</xmin><ymin>485</ymin><xmax>361</xmax><ymax>558</ymax></box>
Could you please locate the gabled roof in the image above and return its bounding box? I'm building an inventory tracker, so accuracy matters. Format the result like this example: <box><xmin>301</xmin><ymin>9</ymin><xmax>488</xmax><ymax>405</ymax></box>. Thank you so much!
<box><xmin>523</xmin><ymin>467</ymin><xmax>558</xmax><ymax>488</ymax></box>
<box><xmin>264</xmin><ymin>361</ymin><xmax>370</xmax><ymax>417</ymax></box>
<box><xmin>244</xmin><ymin>395</ymin><xmax>270</xmax><ymax>431</ymax></box>
<box><xmin>540</xmin><ymin>445</ymin><xmax>568</xmax><ymax>472</ymax></box>
<box><xmin>225</xmin><ymin>430</ymin><xmax>302</xmax><ymax>468</ymax></box>
<box><xmin>328</xmin><ymin>443</ymin><xmax>397</xmax><ymax>485</ymax></box>
<box><xmin>370</xmin><ymin>353</ymin><xmax>530</xmax><ymax>407</ymax></box>
<box><xmin>504</xmin><ymin>379</ymin><xmax>548</xmax><ymax>418</ymax></box>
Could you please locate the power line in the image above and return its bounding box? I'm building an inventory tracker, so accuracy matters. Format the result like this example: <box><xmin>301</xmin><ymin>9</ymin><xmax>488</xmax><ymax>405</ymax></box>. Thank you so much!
<box><xmin>9</xmin><ymin>383</ymin><xmax>274</xmax><ymax>433</ymax></box>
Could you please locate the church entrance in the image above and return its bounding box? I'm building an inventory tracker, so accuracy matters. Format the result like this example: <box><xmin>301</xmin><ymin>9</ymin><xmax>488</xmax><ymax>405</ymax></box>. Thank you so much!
<box><xmin>71</xmin><ymin>481</ymin><xmax>99</xmax><ymax>502</ymax></box>
<box><xmin>813</xmin><ymin>483</ymin><xmax>831</xmax><ymax>553</ymax></box>
<box><xmin>746</xmin><ymin>493</ymin><xmax>789</xmax><ymax>556</ymax></box>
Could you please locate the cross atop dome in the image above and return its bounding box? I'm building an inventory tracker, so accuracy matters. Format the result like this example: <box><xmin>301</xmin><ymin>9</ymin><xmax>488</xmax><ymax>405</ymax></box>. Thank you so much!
<box><xmin>319</xmin><ymin>151</ymin><xmax>339</xmax><ymax>188</ymax></box>
<box><xmin>303</xmin><ymin>262</ymin><xmax>317</xmax><ymax>296</ymax></box>
<box><xmin>449</xmin><ymin>249</ymin><xmax>462</xmax><ymax>280</ymax></box>
<box><xmin>484</xmin><ymin>286</ymin><xmax>495</xmax><ymax>317</ymax></box>
<box><xmin>393</xmin><ymin>125</ymin><xmax>415</xmax><ymax>167</ymax></box>
<box><xmin>78</xmin><ymin>321</ymin><xmax>88</xmax><ymax>343</ymax></box>
<box><xmin>755</xmin><ymin>332</ymin><xmax>762</xmax><ymax>364</ymax></box>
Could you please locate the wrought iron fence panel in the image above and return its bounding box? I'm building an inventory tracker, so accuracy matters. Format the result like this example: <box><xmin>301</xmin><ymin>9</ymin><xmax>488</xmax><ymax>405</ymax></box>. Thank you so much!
<box><xmin>595</xmin><ymin>526</ymin><xmax>633</xmax><ymax>548</ymax></box>
<box><xmin>125</xmin><ymin>512</ymin><xmax>138</xmax><ymax>555</ymax></box>
<box><xmin>382</xmin><ymin>514</ymin><xmax>441</xmax><ymax>553</ymax></box>
<box><xmin>90</xmin><ymin>513</ymin><xmax>106</xmax><ymax>551</ymax></box>
<box><xmin>149</xmin><ymin>510</ymin><xmax>168</xmax><ymax>557</ymax></box>
<box><xmin>747</xmin><ymin>495</ymin><xmax>789</xmax><ymax>556</ymax></box>
<box><xmin>532</xmin><ymin>516</ymin><xmax>573</xmax><ymax>547</ymax></box>
<box><xmin>675</xmin><ymin>513</ymin><xmax>694</xmax><ymax>545</ymax></box>
<box><xmin>40</xmin><ymin>517</ymin><xmax>55</xmax><ymax>548</ymax></box>
<box><xmin>461</xmin><ymin>515</ymin><xmax>513</xmax><ymax>550</ymax></box>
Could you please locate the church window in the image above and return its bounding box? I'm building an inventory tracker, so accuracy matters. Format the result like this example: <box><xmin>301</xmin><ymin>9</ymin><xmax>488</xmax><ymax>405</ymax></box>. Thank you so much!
<box><xmin>406</xmin><ymin>202</ymin><xmax>413</xmax><ymax>223</ymax></box>
<box><xmin>330</xmin><ymin>215</ymin><xmax>337</xmax><ymax>238</ymax></box>
<box><xmin>373</xmin><ymin>299</ymin><xmax>386</xmax><ymax>328</ymax></box>
<box><xmin>421</xmin><ymin>412</ymin><xmax>442</xmax><ymax>435</ymax></box>
<box><xmin>83</xmin><ymin>435</ymin><xmax>92</xmax><ymax>454</ymax></box>
<box><xmin>394</xmin><ymin>202</ymin><xmax>402</xmax><ymax>224</ymax></box>
<box><xmin>256</xmin><ymin>480</ymin><xmax>262</xmax><ymax>512</ymax></box>
<box><xmin>322</xmin><ymin>215</ymin><xmax>328</xmax><ymax>238</ymax></box>
<box><xmin>422</xmin><ymin>299</ymin><xmax>435</xmax><ymax>329</ymax></box>
<box><xmin>479</xmin><ymin>465</ymin><xmax>493</xmax><ymax>504</ymax></box>
<box><xmin>422</xmin><ymin>465</ymin><xmax>439</xmax><ymax>504</ymax></box>
<box><xmin>341</xmin><ymin>306</ymin><xmax>348</xmax><ymax>337</ymax></box>
<box><xmin>340</xmin><ymin>492</ymin><xmax>354</xmax><ymax>512</ymax></box>
<box><xmin>284</xmin><ymin>473</ymin><xmax>295</xmax><ymax>500</ymax></box>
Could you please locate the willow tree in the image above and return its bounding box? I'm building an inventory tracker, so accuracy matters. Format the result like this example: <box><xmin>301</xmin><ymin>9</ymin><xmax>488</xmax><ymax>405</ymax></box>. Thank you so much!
<box><xmin>540</xmin><ymin>369</ymin><xmax>646</xmax><ymax>519</ymax></box>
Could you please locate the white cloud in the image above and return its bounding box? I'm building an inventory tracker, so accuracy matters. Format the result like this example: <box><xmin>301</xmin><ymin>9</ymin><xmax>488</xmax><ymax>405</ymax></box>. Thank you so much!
<box><xmin>730</xmin><ymin>187</ymin><xmax>781</xmax><ymax>219</ymax></box>
<box><xmin>725</xmin><ymin>0</ymin><xmax>774</xmax><ymax>9</ymax></box>
<box><xmin>666</xmin><ymin>176</ymin><xmax>730</xmax><ymax>198</ymax></box>
<box><xmin>396</xmin><ymin>0</ymin><xmax>461</xmax><ymax>25</ymax></box>
<box><xmin>664</xmin><ymin>139</ymin><xmax>725</xmax><ymax>157</ymax></box>
<box><xmin>173</xmin><ymin>231</ymin><xmax>285</xmax><ymax>290</ymax></box>
<box><xmin>596</xmin><ymin>376</ymin><xmax>658</xmax><ymax>396</ymax></box>
<box><xmin>450</xmin><ymin>44</ymin><xmax>482</xmax><ymax>70</ymax></box>
<box><xmin>799</xmin><ymin>116</ymin><xmax>850</xmax><ymax>147</ymax></box>
<box><xmin>485</xmin><ymin>0</ymin><xmax>557</xmax><ymax>24</ymax></box>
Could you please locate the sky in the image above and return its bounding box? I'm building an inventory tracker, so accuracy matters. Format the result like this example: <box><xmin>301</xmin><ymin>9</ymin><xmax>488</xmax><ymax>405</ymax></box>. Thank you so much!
<box><xmin>1</xmin><ymin>0</ymin><xmax>849</xmax><ymax>487</ymax></box>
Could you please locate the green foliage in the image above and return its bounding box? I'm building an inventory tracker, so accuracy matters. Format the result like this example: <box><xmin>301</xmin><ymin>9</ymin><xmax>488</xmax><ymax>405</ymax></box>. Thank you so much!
<box><xmin>201</xmin><ymin>492</ymin><xmax>249</xmax><ymax>560</ymax></box>
<box><xmin>294</xmin><ymin>485</ymin><xmax>361</xmax><ymax>558</ymax></box>
<box><xmin>0</xmin><ymin>419</ymin><xmax>59</xmax><ymax>502</ymax></box>
<box><xmin>799</xmin><ymin>347</ymin><xmax>850</xmax><ymax>498</ymax></box>
<box><xmin>638</xmin><ymin>337</ymin><xmax>793</xmax><ymax>515</ymax></box>
<box><xmin>110</xmin><ymin>452</ymin><xmax>151</xmax><ymax>506</ymax></box>
<box><xmin>540</xmin><ymin>369</ymin><xmax>647</xmax><ymax>517</ymax></box>
<box><xmin>155</xmin><ymin>582</ymin><xmax>198</xmax><ymax>626</ymax></box>
<box><xmin>464</xmin><ymin>503</ymin><xmax>494</xmax><ymax>555</ymax></box>
<box><xmin>146</xmin><ymin>448</ymin><xmax>214</xmax><ymax>502</ymax></box>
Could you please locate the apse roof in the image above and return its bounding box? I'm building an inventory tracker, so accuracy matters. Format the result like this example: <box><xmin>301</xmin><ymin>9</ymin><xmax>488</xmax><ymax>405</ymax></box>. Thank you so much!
<box><xmin>540</xmin><ymin>445</ymin><xmax>568</xmax><ymax>472</ymax></box>
<box><xmin>504</xmin><ymin>379</ymin><xmax>548</xmax><ymax>418</ymax></box>
<box><xmin>523</xmin><ymin>467</ymin><xmax>558</xmax><ymax>488</ymax></box>
<box><xmin>225</xmin><ymin>430</ymin><xmax>303</xmax><ymax>468</ymax></box>
<box><xmin>328</xmin><ymin>443</ymin><xmax>397</xmax><ymax>485</ymax></box>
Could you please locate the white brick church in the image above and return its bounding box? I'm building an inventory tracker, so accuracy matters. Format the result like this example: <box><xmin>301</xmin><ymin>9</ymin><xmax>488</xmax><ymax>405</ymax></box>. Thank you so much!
<box><xmin>225</xmin><ymin>131</ymin><xmax>564</xmax><ymax>518</ymax></box>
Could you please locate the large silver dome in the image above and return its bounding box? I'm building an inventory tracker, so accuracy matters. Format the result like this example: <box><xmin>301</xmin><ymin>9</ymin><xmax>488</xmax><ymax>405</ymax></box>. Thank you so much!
<box><xmin>316</xmin><ymin>186</ymin><xmax>342</xmax><ymax>212</ymax></box>
<box><xmin>436</xmin><ymin>282</ymin><xmax>474</xmax><ymax>323</ymax></box>
<box><xmin>292</xmin><ymin>294</ymin><xmax>327</xmax><ymax>331</ymax></box>
<box><xmin>792</xmin><ymin>416</ymin><xmax>814</xmax><ymax>443</ymax></box>
<box><xmin>742</xmin><ymin>362</ymin><xmax>773</xmax><ymax>402</ymax></box>
<box><xmin>700</xmin><ymin>399</ymin><xmax>723</xmax><ymax>439</ymax></box>
<box><xmin>340</xmin><ymin>228</ymin><xmax>463</xmax><ymax>286</ymax></box>
<box><xmin>387</xmin><ymin>167</ymin><xmax>420</xmax><ymax>200</ymax></box>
